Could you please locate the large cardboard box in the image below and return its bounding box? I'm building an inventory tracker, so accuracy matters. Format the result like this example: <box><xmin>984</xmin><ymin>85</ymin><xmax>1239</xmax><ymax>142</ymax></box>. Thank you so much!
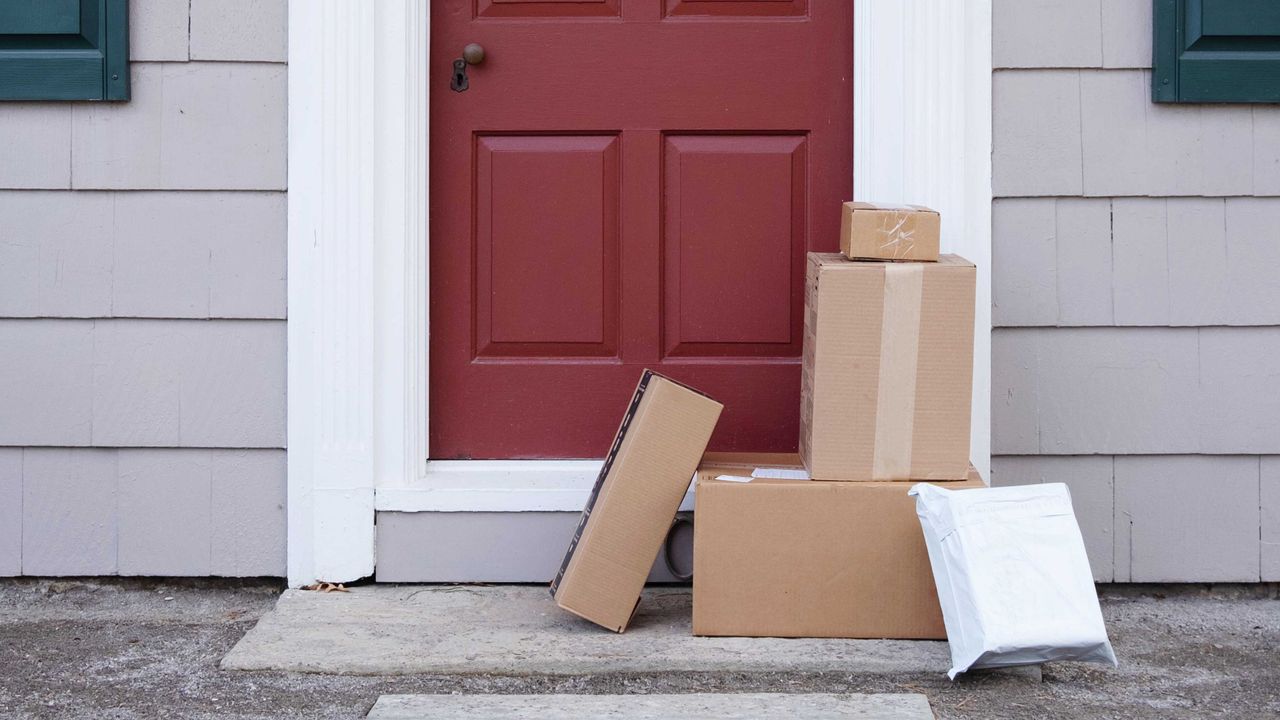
<box><xmin>692</xmin><ymin>456</ymin><xmax>986</xmax><ymax>639</ymax></box>
<box><xmin>800</xmin><ymin>252</ymin><xmax>975</xmax><ymax>481</ymax></box>
<box><xmin>840</xmin><ymin>202</ymin><xmax>941</xmax><ymax>262</ymax></box>
<box><xmin>551</xmin><ymin>370</ymin><xmax>722</xmax><ymax>632</ymax></box>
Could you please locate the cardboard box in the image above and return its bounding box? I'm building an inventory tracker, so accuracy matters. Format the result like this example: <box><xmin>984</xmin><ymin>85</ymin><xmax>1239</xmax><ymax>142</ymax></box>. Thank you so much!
<box><xmin>551</xmin><ymin>370</ymin><xmax>723</xmax><ymax>632</ymax></box>
<box><xmin>840</xmin><ymin>202</ymin><xmax>941</xmax><ymax>262</ymax></box>
<box><xmin>692</xmin><ymin>456</ymin><xmax>986</xmax><ymax>639</ymax></box>
<box><xmin>800</xmin><ymin>253</ymin><xmax>975</xmax><ymax>481</ymax></box>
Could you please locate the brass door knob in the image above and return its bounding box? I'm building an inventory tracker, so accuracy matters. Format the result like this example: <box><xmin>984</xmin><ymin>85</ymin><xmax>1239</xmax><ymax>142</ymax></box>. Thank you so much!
<box><xmin>462</xmin><ymin>43</ymin><xmax>486</xmax><ymax>65</ymax></box>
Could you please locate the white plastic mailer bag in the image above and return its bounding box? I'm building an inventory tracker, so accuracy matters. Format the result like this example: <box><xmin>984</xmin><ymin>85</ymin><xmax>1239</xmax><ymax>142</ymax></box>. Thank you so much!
<box><xmin>909</xmin><ymin>482</ymin><xmax>1118</xmax><ymax>679</ymax></box>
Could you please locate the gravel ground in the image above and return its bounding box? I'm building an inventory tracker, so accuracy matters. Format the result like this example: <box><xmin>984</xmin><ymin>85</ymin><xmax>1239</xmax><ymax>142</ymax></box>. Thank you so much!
<box><xmin>0</xmin><ymin>579</ymin><xmax>1276</xmax><ymax>719</ymax></box>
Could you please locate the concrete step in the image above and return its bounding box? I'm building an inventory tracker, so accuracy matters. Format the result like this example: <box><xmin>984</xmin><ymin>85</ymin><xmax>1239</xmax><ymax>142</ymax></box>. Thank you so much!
<box><xmin>221</xmin><ymin>585</ymin><xmax>953</xmax><ymax>676</ymax></box>
<box><xmin>366</xmin><ymin>693</ymin><xmax>934</xmax><ymax>719</ymax></box>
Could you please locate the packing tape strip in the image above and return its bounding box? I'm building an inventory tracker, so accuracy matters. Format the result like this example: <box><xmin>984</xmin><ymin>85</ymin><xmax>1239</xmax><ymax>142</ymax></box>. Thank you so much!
<box><xmin>878</xmin><ymin>212</ymin><xmax>916</xmax><ymax>258</ymax></box>
<box><xmin>871</xmin><ymin>263</ymin><xmax>924</xmax><ymax>479</ymax></box>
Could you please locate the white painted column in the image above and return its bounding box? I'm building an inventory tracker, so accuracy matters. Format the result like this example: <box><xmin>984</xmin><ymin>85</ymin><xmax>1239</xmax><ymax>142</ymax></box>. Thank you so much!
<box><xmin>289</xmin><ymin>0</ymin><xmax>429</xmax><ymax>586</ymax></box>
<box><xmin>288</xmin><ymin>0</ymin><xmax>379</xmax><ymax>586</ymax></box>
<box><xmin>854</xmin><ymin>0</ymin><xmax>994</xmax><ymax>480</ymax></box>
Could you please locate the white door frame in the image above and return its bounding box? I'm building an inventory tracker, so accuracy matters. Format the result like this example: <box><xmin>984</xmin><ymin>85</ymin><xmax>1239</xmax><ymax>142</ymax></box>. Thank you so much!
<box><xmin>286</xmin><ymin>0</ymin><xmax>992</xmax><ymax>587</ymax></box>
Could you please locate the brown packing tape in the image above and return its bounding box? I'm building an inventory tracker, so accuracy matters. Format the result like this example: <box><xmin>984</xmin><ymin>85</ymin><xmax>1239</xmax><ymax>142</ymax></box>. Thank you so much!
<box><xmin>871</xmin><ymin>263</ymin><xmax>924</xmax><ymax>480</ymax></box>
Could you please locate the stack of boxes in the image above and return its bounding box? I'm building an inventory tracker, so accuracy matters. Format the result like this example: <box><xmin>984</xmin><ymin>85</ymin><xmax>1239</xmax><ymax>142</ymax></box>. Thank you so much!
<box><xmin>553</xmin><ymin>201</ymin><xmax>979</xmax><ymax>640</ymax></box>
<box><xmin>693</xmin><ymin>202</ymin><xmax>980</xmax><ymax>639</ymax></box>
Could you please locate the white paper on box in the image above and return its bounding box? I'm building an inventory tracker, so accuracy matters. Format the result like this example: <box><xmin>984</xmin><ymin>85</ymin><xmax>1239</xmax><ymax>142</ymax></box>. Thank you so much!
<box><xmin>750</xmin><ymin>467</ymin><xmax>810</xmax><ymax>480</ymax></box>
<box><xmin>908</xmin><ymin>482</ymin><xmax>1118</xmax><ymax>679</ymax></box>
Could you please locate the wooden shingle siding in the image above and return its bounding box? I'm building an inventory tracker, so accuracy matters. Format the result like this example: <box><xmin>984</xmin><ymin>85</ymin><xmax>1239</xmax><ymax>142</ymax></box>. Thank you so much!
<box><xmin>0</xmin><ymin>319</ymin><xmax>285</xmax><ymax>448</ymax></box>
<box><xmin>992</xmin><ymin>0</ymin><xmax>1276</xmax><ymax>582</ymax></box>
<box><xmin>0</xmin><ymin>1</ymin><xmax>287</xmax><ymax>578</ymax></box>
<box><xmin>995</xmin><ymin>0</ymin><xmax>1153</xmax><ymax>71</ymax></box>
<box><xmin>1113</xmin><ymin>456</ymin><xmax>1261</xmax><ymax>582</ymax></box>
<box><xmin>994</xmin><ymin>198</ymin><xmax>1280</xmax><ymax>327</ymax></box>
<box><xmin>0</xmin><ymin>106</ymin><xmax>73</xmax><ymax>189</ymax></box>
<box><xmin>0</xmin><ymin>450</ymin><xmax>20</xmax><ymax>576</ymax></box>
<box><xmin>993</xmin><ymin>0</ymin><xmax>1104</xmax><ymax>69</ymax></box>
<box><xmin>996</xmin><ymin>69</ymin><xmax>1280</xmax><ymax>198</ymax></box>
<box><xmin>129</xmin><ymin>0</ymin><xmax>190</xmax><ymax>62</ymax></box>
<box><xmin>2</xmin><ymin>448</ymin><xmax>284</xmax><ymax>577</ymax></box>
<box><xmin>71</xmin><ymin>63</ymin><xmax>286</xmax><ymax>190</ymax></box>
<box><xmin>993</xmin><ymin>327</ymin><xmax>1280</xmax><ymax>455</ymax></box>
<box><xmin>1263</xmin><ymin>459</ymin><xmax>1280</xmax><ymax>581</ymax></box>
<box><xmin>190</xmin><ymin>0</ymin><xmax>288</xmax><ymax>63</ymax></box>
<box><xmin>0</xmin><ymin>192</ymin><xmax>286</xmax><ymax>319</ymax></box>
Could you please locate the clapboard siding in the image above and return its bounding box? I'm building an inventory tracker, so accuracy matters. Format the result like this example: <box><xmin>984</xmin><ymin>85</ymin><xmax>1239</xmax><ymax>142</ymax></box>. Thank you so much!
<box><xmin>0</xmin><ymin>1</ymin><xmax>287</xmax><ymax>577</ymax></box>
<box><xmin>992</xmin><ymin>0</ymin><xmax>1276</xmax><ymax>581</ymax></box>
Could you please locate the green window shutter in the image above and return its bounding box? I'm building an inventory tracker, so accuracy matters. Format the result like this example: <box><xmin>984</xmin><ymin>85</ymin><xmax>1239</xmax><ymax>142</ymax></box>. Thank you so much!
<box><xmin>0</xmin><ymin>0</ymin><xmax>129</xmax><ymax>101</ymax></box>
<box><xmin>1154</xmin><ymin>0</ymin><xmax>1280</xmax><ymax>102</ymax></box>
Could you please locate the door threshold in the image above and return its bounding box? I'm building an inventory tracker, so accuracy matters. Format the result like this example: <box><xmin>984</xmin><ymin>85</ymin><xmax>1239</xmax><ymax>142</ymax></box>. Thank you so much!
<box><xmin>376</xmin><ymin>459</ymin><xmax>696</xmax><ymax>513</ymax></box>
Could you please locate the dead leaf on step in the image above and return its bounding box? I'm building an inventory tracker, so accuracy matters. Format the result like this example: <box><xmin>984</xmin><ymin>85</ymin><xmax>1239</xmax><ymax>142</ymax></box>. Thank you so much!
<box><xmin>301</xmin><ymin>582</ymin><xmax>350</xmax><ymax>593</ymax></box>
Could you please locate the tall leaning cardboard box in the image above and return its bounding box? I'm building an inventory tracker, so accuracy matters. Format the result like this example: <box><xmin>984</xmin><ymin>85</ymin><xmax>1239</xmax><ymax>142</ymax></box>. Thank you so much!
<box><xmin>800</xmin><ymin>253</ymin><xmax>975</xmax><ymax>481</ymax></box>
<box><xmin>551</xmin><ymin>370</ymin><xmax>722</xmax><ymax>632</ymax></box>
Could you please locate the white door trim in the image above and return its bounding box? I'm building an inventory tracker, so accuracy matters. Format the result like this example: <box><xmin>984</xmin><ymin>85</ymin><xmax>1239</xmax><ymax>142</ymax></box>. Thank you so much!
<box><xmin>377</xmin><ymin>460</ymin><xmax>705</xmax><ymax>513</ymax></box>
<box><xmin>286</xmin><ymin>0</ymin><xmax>993</xmax><ymax>587</ymax></box>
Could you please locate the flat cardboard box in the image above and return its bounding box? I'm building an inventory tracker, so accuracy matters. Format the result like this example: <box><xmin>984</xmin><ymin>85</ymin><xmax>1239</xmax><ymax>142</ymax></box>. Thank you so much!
<box><xmin>693</xmin><ymin>457</ymin><xmax>986</xmax><ymax>639</ymax></box>
<box><xmin>800</xmin><ymin>252</ymin><xmax>975</xmax><ymax>481</ymax></box>
<box><xmin>551</xmin><ymin>370</ymin><xmax>723</xmax><ymax>632</ymax></box>
<box><xmin>840</xmin><ymin>201</ymin><xmax>941</xmax><ymax>262</ymax></box>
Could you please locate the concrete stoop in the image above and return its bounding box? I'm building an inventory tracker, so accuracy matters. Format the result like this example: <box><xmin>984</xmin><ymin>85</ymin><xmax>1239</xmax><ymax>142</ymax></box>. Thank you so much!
<box><xmin>366</xmin><ymin>693</ymin><xmax>935</xmax><ymax>719</ymax></box>
<box><xmin>220</xmin><ymin>585</ymin><xmax>954</xmax><ymax>676</ymax></box>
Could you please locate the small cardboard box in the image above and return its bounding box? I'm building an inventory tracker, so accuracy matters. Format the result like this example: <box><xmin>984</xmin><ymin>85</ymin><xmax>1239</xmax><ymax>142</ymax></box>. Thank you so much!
<box><xmin>840</xmin><ymin>202</ymin><xmax>941</xmax><ymax>262</ymax></box>
<box><xmin>692</xmin><ymin>456</ymin><xmax>986</xmax><ymax>639</ymax></box>
<box><xmin>800</xmin><ymin>252</ymin><xmax>975</xmax><ymax>481</ymax></box>
<box><xmin>551</xmin><ymin>370</ymin><xmax>723</xmax><ymax>632</ymax></box>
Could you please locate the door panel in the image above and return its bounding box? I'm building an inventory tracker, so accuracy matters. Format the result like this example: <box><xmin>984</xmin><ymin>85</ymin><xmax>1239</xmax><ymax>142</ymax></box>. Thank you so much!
<box><xmin>430</xmin><ymin>0</ymin><xmax>851</xmax><ymax>459</ymax></box>
<box><xmin>662</xmin><ymin>134</ymin><xmax>805</xmax><ymax>358</ymax></box>
<box><xmin>664</xmin><ymin>0</ymin><xmax>807</xmax><ymax>18</ymax></box>
<box><xmin>474</xmin><ymin>135</ymin><xmax>620</xmax><ymax>359</ymax></box>
<box><xmin>477</xmin><ymin>0</ymin><xmax>622</xmax><ymax>19</ymax></box>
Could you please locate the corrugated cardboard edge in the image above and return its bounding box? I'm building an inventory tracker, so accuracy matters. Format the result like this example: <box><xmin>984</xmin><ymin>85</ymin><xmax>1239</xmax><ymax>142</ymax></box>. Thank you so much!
<box><xmin>798</xmin><ymin>254</ymin><xmax>824</xmax><ymax>475</ymax></box>
<box><xmin>549</xmin><ymin>371</ymin><xmax>654</xmax><ymax>602</ymax></box>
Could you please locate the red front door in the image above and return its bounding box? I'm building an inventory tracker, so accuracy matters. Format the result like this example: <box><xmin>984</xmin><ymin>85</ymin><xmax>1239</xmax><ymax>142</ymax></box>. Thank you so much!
<box><xmin>430</xmin><ymin>0</ymin><xmax>852</xmax><ymax>459</ymax></box>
